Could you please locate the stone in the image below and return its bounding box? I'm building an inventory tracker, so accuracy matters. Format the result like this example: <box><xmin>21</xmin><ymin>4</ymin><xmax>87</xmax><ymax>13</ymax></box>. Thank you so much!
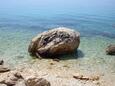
<box><xmin>0</xmin><ymin>66</ymin><xmax>10</xmax><ymax>73</ymax></box>
<box><xmin>73</xmin><ymin>73</ymin><xmax>99</xmax><ymax>81</ymax></box>
<box><xmin>28</xmin><ymin>27</ymin><xmax>80</xmax><ymax>58</ymax></box>
<box><xmin>106</xmin><ymin>45</ymin><xmax>115</xmax><ymax>55</ymax></box>
<box><xmin>14</xmin><ymin>72</ymin><xmax>23</xmax><ymax>79</ymax></box>
<box><xmin>0</xmin><ymin>60</ymin><xmax>4</xmax><ymax>65</ymax></box>
<box><xmin>53</xmin><ymin>58</ymin><xmax>60</xmax><ymax>62</ymax></box>
<box><xmin>0</xmin><ymin>71</ymin><xmax>24</xmax><ymax>86</ymax></box>
<box><xmin>25</xmin><ymin>77</ymin><xmax>51</xmax><ymax>86</ymax></box>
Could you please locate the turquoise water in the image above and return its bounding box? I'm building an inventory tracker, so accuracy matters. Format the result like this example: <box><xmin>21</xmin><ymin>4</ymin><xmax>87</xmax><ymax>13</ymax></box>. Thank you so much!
<box><xmin>0</xmin><ymin>12</ymin><xmax>115</xmax><ymax>66</ymax></box>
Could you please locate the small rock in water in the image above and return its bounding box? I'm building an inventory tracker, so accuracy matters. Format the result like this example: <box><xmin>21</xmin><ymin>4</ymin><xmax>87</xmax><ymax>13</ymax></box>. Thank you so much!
<box><xmin>73</xmin><ymin>73</ymin><xmax>100</xmax><ymax>81</ymax></box>
<box><xmin>53</xmin><ymin>58</ymin><xmax>60</xmax><ymax>62</ymax></box>
<box><xmin>28</xmin><ymin>27</ymin><xmax>80</xmax><ymax>58</ymax></box>
<box><xmin>0</xmin><ymin>66</ymin><xmax>10</xmax><ymax>73</ymax></box>
<box><xmin>0</xmin><ymin>60</ymin><xmax>4</xmax><ymax>65</ymax></box>
<box><xmin>16</xmin><ymin>55</ymin><xmax>24</xmax><ymax>58</ymax></box>
<box><xmin>25</xmin><ymin>77</ymin><xmax>51</xmax><ymax>86</ymax></box>
<box><xmin>49</xmin><ymin>62</ymin><xmax>54</xmax><ymax>65</ymax></box>
<box><xmin>14</xmin><ymin>72</ymin><xmax>23</xmax><ymax>79</ymax></box>
<box><xmin>63</xmin><ymin>65</ymin><xmax>70</xmax><ymax>68</ymax></box>
<box><xmin>106</xmin><ymin>44</ymin><xmax>115</xmax><ymax>55</ymax></box>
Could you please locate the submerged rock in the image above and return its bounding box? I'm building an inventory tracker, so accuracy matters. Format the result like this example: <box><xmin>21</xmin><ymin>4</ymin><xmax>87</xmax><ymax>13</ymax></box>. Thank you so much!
<box><xmin>0</xmin><ymin>60</ymin><xmax>4</xmax><ymax>65</ymax></box>
<box><xmin>106</xmin><ymin>45</ymin><xmax>115</xmax><ymax>55</ymax></box>
<box><xmin>73</xmin><ymin>73</ymin><xmax>99</xmax><ymax>81</ymax></box>
<box><xmin>28</xmin><ymin>27</ymin><xmax>80</xmax><ymax>58</ymax></box>
<box><xmin>0</xmin><ymin>60</ymin><xmax>10</xmax><ymax>73</ymax></box>
<box><xmin>0</xmin><ymin>66</ymin><xmax>10</xmax><ymax>73</ymax></box>
<box><xmin>25</xmin><ymin>77</ymin><xmax>51</xmax><ymax>86</ymax></box>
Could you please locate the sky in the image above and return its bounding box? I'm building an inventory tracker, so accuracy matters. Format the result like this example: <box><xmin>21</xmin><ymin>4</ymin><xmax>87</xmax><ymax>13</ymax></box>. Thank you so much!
<box><xmin>0</xmin><ymin>0</ymin><xmax>114</xmax><ymax>8</ymax></box>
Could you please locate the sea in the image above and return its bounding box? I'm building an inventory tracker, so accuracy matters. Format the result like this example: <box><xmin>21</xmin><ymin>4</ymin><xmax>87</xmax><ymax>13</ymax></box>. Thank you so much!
<box><xmin>0</xmin><ymin>1</ymin><xmax>115</xmax><ymax>85</ymax></box>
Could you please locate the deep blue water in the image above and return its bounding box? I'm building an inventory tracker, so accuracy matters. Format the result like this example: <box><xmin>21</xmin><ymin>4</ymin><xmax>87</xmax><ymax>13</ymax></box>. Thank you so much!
<box><xmin>0</xmin><ymin>12</ymin><xmax>115</xmax><ymax>38</ymax></box>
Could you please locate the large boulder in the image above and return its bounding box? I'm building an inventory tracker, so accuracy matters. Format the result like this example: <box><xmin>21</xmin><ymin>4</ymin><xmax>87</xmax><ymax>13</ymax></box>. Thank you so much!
<box><xmin>28</xmin><ymin>27</ymin><xmax>80</xmax><ymax>58</ymax></box>
<box><xmin>106</xmin><ymin>45</ymin><xmax>115</xmax><ymax>55</ymax></box>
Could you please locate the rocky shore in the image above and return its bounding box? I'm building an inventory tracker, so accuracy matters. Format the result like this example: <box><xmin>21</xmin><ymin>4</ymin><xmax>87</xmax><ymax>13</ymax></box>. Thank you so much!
<box><xmin>0</xmin><ymin>59</ymin><xmax>101</xmax><ymax>86</ymax></box>
<box><xmin>0</xmin><ymin>60</ymin><xmax>51</xmax><ymax>86</ymax></box>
